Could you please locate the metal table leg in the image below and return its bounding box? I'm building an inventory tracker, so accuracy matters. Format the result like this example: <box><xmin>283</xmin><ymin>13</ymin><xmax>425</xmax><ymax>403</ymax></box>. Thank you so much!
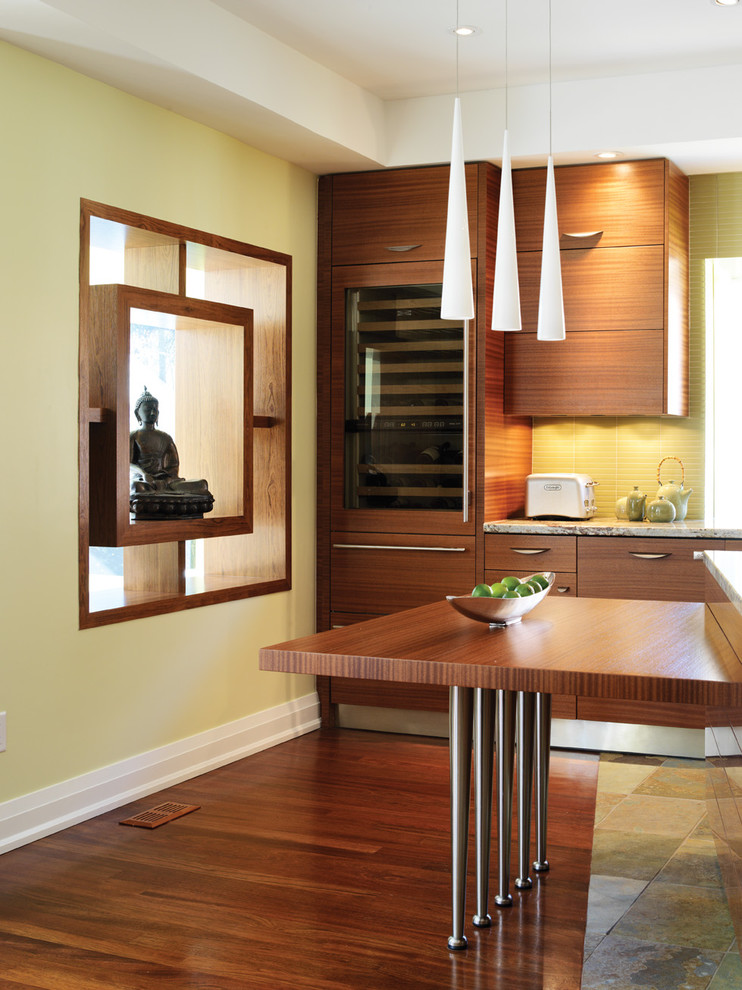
<box><xmin>473</xmin><ymin>688</ymin><xmax>496</xmax><ymax>928</ymax></box>
<box><xmin>448</xmin><ymin>685</ymin><xmax>474</xmax><ymax>950</ymax></box>
<box><xmin>533</xmin><ymin>692</ymin><xmax>552</xmax><ymax>873</ymax></box>
<box><xmin>494</xmin><ymin>689</ymin><xmax>516</xmax><ymax>907</ymax></box>
<box><xmin>516</xmin><ymin>691</ymin><xmax>536</xmax><ymax>889</ymax></box>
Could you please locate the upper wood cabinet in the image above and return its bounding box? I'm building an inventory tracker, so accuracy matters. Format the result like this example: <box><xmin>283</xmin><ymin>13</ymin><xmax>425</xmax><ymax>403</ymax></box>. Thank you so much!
<box><xmin>504</xmin><ymin>158</ymin><xmax>689</xmax><ymax>417</ymax></box>
<box><xmin>329</xmin><ymin>165</ymin><xmax>480</xmax><ymax>266</ymax></box>
<box><xmin>513</xmin><ymin>159</ymin><xmax>667</xmax><ymax>251</ymax></box>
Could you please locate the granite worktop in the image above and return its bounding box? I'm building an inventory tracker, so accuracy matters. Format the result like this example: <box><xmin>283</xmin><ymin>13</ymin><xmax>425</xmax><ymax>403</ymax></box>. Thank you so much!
<box><xmin>483</xmin><ymin>517</ymin><xmax>742</xmax><ymax>539</ymax></box>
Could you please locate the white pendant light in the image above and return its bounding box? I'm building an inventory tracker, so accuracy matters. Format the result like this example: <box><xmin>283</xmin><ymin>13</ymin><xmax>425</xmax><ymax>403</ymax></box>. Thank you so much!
<box><xmin>492</xmin><ymin>130</ymin><xmax>520</xmax><ymax>331</ymax></box>
<box><xmin>441</xmin><ymin>96</ymin><xmax>474</xmax><ymax>320</ymax></box>
<box><xmin>492</xmin><ymin>0</ymin><xmax>521</xmax><ymax>332</ymax></box>
<box><xmin>537</xmin><ymin>155</ymin><xmax>565</xmax><ymax>339</ymax></box>
<box><xmin>536</xmin><ymin>0</ymin><xmax>566</xmax><ymax>341</ymax></box>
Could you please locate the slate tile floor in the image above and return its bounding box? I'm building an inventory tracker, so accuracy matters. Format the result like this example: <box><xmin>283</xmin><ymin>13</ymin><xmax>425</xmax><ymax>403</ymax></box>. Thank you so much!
<box><xmin>581</xmin><ymin>754</ymin><xmax>742</xmax><ymax>990</ymax></box>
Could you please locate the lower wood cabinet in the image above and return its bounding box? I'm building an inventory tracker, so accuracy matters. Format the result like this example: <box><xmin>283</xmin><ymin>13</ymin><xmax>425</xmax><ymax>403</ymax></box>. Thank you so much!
<box><xmin>576</xmin><ymin>698</ymin><xmax>707</xmax><ymax>729</ymax></box>
<box><xmin>577</xmin><ymin>536</ymin><xmax>726</xmax><ymax>601</ymax></box>
<box><xmin>484</xmin><ymin>532</ymin><xmax>576</xmax><ymax>572</ymax></box>
<box><xmin>578</xmin><ymin>536</ymin><xmax>729</xmax><ymax>727</ymax></box>
<box><xmin>484</xmin><ymin>570</ymin><xmax>576</xmax><ymax>597</ymax></box>
<box><xmin>330</xmin><ymin>533</ymin><xmax>476</xmax><ymax>617</ymax></box>
<box><xmin>486</xmin><ymin>531</ymin><xmax>734</xmax><ymax>730</ymax></box>
<box><xmin>484</xmin><ymin>533</ymin><xmax>577</xmax><ymax>595</ymax></box>
<box><xmin>321</xmin><ymin>532</ymin><xmax>740</xmax><ymax>731</ymax></box>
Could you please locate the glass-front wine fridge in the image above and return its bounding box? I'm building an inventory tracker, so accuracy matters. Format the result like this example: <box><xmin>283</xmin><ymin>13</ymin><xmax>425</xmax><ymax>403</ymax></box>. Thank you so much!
<box><xmin>337</xmin><ymin>268</ymin><xmax>473</xmax><ymax>528</ymax></box>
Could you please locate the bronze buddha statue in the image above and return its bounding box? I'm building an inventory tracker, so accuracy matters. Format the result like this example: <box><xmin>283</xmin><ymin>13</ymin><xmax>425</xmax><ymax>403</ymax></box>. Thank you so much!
<box><xmin>129</xmin><ymin>387</ymin><xmax>214</xmax><ymax>519</ymax></box>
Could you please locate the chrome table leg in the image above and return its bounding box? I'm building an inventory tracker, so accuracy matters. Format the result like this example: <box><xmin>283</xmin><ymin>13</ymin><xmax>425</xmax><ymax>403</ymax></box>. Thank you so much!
<box><xmin>494</xmin><ymin>689</ymin><xmax>516</xmax><ymax>907</ymax></box>
<box><xmin>516</xmin><ymin>691</ymin><xmax>536</xmax><ymax>889</ymax></box>
<box><xmin>473</xmin><ymin>688</ymin><xmax>496</xmax><ymax>927</ymax></box>
<box><xmin>533</xmin><ymin>692</ymin><xmax>552</xmax><ymax>873</ymax></box>
<box><xmin>448</xmin><ymin>685</ymin><xmax>474</xmax><ymax>950</ymax></box>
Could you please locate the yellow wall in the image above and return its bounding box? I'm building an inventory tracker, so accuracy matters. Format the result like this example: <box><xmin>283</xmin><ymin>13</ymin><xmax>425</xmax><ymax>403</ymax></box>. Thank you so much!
<box><xmin>531</xmin><ymin>173</ymin><xmax>727</xmax><ymax>520</ymax></box>
<box><xmin>0</xmin><ymin>42</ymin><xmax>316</xmax><ymax>802</ymax></box>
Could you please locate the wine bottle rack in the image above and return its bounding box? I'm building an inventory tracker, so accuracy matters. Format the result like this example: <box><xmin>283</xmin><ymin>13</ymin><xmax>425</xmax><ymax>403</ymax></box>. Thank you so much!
<box><xmin>344</xmin><ymin>284</ymin><xmax>466</xmax><ymax>511</ymax></box>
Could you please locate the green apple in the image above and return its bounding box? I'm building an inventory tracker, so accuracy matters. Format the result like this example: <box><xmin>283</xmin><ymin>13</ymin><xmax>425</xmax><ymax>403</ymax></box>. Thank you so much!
<box><xmin>501</xmin><ymin>576</ymin><xmax>521</xmax><ymax>590</ymax></box>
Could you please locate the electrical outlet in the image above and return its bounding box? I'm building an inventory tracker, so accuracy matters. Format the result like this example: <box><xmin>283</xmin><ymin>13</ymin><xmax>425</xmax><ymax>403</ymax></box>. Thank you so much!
<box><xmin>0</xmin><ymin>712</ymin><xmax>6</xmax><ymax>753</ymax></box>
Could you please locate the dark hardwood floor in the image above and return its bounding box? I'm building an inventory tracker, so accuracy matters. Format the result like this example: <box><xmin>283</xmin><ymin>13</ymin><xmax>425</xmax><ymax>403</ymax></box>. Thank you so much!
<box><xmin>0</xmin><ymin>729</ymin><xmax>598</xmax><ymax>989</ymax></box>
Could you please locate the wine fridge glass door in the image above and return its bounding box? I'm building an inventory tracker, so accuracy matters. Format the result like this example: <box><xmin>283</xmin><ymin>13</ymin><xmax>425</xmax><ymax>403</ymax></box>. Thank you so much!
<box><xmin>344</xmin><ymin>282</ymin><xmax>466</xmax><ymax>514</ymax></box>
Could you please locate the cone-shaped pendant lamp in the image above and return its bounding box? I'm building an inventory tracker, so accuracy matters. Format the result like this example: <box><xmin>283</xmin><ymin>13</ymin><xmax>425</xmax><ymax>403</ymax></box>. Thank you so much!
<box><xmin>441</xmin><ymin>97</ymin><xmax>474</xmax><ymax>320</ymax></box>
<box><xmin>492</xmin><ymin>0</ymin><xmax>521</xmax><ymax>332</ymax></box>
<box><xmin>537</xmin><ymin>155</ymin><xmax>565</xmax><ymax>339</ymax></box>
<box><xmin>536</xmin><ymin>0</ymin><xmax>565</xmax><ymax>341</ymax></box>
<box><xmin>492</xmin><ymin>129</ymin><xmax>521</xmax><ymax>331</ymax></box>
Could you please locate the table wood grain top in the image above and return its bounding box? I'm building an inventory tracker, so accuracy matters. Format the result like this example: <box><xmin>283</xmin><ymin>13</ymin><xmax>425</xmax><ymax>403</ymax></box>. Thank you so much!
<box><xmin>259</xmin><ymin>597</ymin><xmax>742</xmax><ymax>707</ymax></box>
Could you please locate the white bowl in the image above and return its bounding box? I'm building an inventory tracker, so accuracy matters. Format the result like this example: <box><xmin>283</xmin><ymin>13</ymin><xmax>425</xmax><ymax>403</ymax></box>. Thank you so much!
<box><xmin>446</xmin><ymin>572</ymin><xmax>555</xmax><ymax>627</ymax></box>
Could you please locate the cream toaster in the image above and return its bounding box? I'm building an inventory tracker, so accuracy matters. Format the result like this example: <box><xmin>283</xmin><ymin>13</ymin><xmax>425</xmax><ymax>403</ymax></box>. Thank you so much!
<box><xmin>525</xmin><ymin>473</ymin><xmax>598</xmax><ymax>519</ymax></box>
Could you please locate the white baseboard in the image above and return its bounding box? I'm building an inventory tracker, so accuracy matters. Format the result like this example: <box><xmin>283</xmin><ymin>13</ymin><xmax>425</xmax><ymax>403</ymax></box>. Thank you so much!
<box><xmin>0</xmin><ymin>692</ymin><xmax>320</xmax><ymax>856</ymax></box>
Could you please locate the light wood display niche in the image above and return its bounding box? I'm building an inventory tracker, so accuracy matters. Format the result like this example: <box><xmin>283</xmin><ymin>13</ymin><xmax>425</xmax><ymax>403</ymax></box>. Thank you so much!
<box><xmin>79</xmin><ymin>201</ymin><xmax>291</xmax><ymax>627</ymax></box>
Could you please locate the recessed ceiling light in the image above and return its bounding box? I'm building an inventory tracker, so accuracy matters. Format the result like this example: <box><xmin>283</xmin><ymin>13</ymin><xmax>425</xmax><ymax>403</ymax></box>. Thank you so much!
<box><xmin>711</xmin><ymin>0</ymin><xmax>739</xmax><ymax>7</ymax></box>
<box><xmin>595</xmin><ymin>151</ymin><xmax>622</xmax><ymax>159</ymax></box>
<box><xmin>453</xmin><ymin>25</ymin><xmax>477</xmax><ymax>36</ymax></box>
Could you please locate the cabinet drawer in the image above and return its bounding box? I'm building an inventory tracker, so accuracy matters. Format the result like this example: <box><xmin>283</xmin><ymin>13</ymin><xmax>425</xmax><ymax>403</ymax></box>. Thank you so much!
<box><xmin>578</xmin><ymin>537</ymin><xmax>722</xmax><ymax>601</ymax></box>
<box><xmin>504</xmin><ymin>329</ymin><xmax>665</xmax><ymax>416</ymax></box>
<box><xmin>577</xmin><ymin>697</ymin><xmax>707</xmax><ymax>729</ymax></box>
<box><xmin>517</xmin><ymin>245</ymin><xmax>664</xmax><ymax>333</ymax></box>
<box><xmin>330</xmin><ymin>533</ymin><xmax>476</xmax><ymax>614</ymax></box>
<box><xmin>485</xmin><ymin>570</ymin><xmax>576</xmax><ymax>597</ymax></box>
<box><xmin>330</xmin><ymin>166</ymin><xmax>479</xmax><ymax>266</ymax></box>
<box><xmin>513</xmin><ymin>160</ymin><xmax>666</xmax><ymax>253</ymax></box>
<box><xmin>485</xmin><ymin>533</ymin><xmax>577</xmax><ymax>572</ymax></box>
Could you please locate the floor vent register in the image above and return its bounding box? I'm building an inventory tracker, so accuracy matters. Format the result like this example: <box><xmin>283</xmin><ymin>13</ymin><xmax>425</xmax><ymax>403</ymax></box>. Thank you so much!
<box><xmin>120</xmin><ymin>802</ymin><xmax>200</xmax><ymax>829</ymax></box>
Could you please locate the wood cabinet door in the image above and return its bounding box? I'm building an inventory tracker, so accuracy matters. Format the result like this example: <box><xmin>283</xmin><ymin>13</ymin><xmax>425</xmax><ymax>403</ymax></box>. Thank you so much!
<box><xmin>330</xmin><ymin>165</ymin><xmax>479</xmax><ymax>266</ymax></box>
<box><xmin>504</xmin><ymin>329</ymin><xmax>665</xmax><ymax>417</ymax></box>
<box><xmin>513</xmin><ymin>159</ymin><xmax>667</xmax><ymax>253</ymax></box>
<box><xmin>330</xmin><ymin>533</ymin><xmax>476</xmax><ymax>615</ymax></box>
<box><xmin>577</xmin><ymin>537</ymin><xmax>723</xmax><ymax>601</ymax></box>
<box><xmin>516</xmin><ymin>245</ymin><xmax>664</xmax><ymax>333</ymax></box>
<box><xmin>485</xmin><ymin>533</ymin><xmax>577</xmax><ymax>572</ymax></box>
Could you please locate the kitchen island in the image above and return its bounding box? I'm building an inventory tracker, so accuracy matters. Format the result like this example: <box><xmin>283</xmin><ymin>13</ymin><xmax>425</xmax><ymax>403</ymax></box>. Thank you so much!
<box><xmin>260</xmin><ymin>590</ymin><xmax>742</xmax><ymax>953</ymax></box>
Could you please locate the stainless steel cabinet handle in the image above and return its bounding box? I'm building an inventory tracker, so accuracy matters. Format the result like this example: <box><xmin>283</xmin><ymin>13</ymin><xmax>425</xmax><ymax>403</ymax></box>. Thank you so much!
<box><xmin>560</xmin><ymin>230</ymin><xmax>603</xmax><ymax>240</ymax></box>
<box><xmin>384</xmin><ymin>244</ymin><xmax>422</xmax><ymax>252</ymax></box>
<box><xmin>628</xmin><ymin>552</ymin><xmax>672</xmax><ymax>559</ymax></box>
<box><xmin>556</xmin><ymin>586</ymin><xmax>571</xmax><ymax>594</ymax></box>
<box><xmin>332</xmin><ymin>543</ymin><xmax>468</xmax><ymax>552</ymax></box>
<box><xmin>511</xmin><ymin>547</ymin><xmax>549</xmax><ymax>555</ymax></box>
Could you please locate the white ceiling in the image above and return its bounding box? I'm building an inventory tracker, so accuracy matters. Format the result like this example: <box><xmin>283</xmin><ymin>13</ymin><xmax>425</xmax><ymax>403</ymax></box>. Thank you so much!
<box><xmin>213</xmin><ymin>0</ymin><xmax>742</xmax><ymax>98</ymax></box>
<box><xmin>2</xmin><ymin>0</ymin><xmax>742</xmax><ymax>175</ymax></box>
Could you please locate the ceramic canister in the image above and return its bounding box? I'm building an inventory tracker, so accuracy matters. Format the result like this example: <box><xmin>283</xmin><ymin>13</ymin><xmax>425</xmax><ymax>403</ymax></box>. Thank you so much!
<box><xmin>626</xmin><ymin>486</ymin><xmax>646</xmax><ymax>522</ymax></box>
<box><xmin>646</xmin><ymin>495</ymin><xmax>676</xmax><ymax>523</ymax></box>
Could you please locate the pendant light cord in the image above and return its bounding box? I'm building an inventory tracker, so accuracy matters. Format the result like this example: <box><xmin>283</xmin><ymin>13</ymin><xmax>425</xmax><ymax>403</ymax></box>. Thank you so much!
<box><xmin>548</xmin><ymin>0</ymin><xmax>553</xmax><ymax>155</ymax></box>
<box><xmin>455</xmin><ymin>0</ymin><xmax>460</xmax><ymax>97</ymax></box>
<box><xmin>505</xmin><ymin>0</ymin><xmax>509</xmax><ymax>131</ymax></box>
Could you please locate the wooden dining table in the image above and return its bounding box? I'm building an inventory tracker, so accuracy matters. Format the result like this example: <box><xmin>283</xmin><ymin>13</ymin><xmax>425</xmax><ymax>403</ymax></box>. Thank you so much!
<box><xmin>259</xmin><ymin>595</ymin><xmax>742</xmax><ymax>949</ymax></box>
